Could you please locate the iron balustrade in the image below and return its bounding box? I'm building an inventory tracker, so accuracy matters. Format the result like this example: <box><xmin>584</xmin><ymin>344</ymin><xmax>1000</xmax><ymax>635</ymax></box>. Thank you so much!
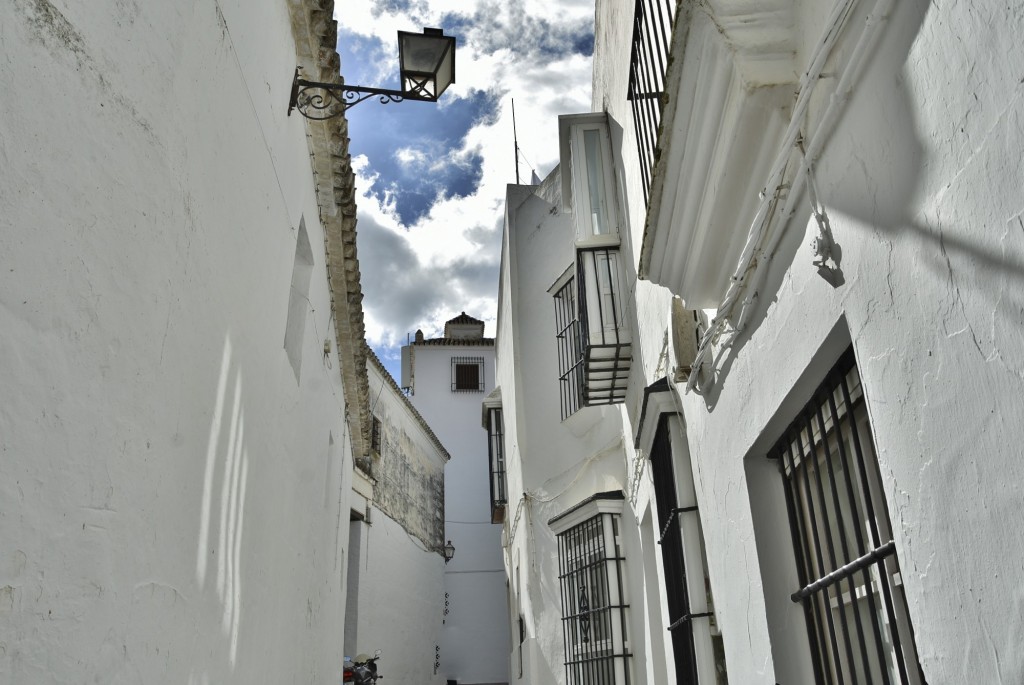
<box><xmin>554</xmin><ymin>249</ymin><xmax>632</xmax><ymax>420</ymax></box>
<box><xmin>627</xmin><ymin>0</ymin><xmax>678</xmax><ymax>206</ymax></box>
<box><xmin>577</xmin><ymin>248</ymin><xmax>632</xmax><ymax>408</ymax></box>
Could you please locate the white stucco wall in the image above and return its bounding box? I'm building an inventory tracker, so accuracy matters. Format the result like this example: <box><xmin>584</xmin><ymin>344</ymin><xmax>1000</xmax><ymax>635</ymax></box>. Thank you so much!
<box><xmin>496</xmin><ymin>176</ymin><xmax>675</xmax><ymax>685</ymax></box>
<box><xmin>0</xmin><ymin>1</ymin><xmax>355</xmax><ymax>682</ymax></box>
<box><xmin>347</xmin><ymin>509</ymin><xmax>447</xmax><ymax>685</ymax></box>
<box><xmin>591</xmin><ymin>0</ymin><xmax>1024</xmax><ymax>682</ymax></box>
<box><xmin>406</xmin><ymin>342</ymin><xmax>510</xmax><ymax>684</ymax></box>
<box><xmin>340</xmin><ymin>359</ymin><xmax>448</xmax><ymax>684</ymax></box>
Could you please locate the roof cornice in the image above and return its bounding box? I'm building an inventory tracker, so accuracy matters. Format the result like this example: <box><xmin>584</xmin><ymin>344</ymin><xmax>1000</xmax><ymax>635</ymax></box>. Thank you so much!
<box><xmin>287</xmin><ymin>0</ymin><xmax>371</xmax><ymax>461</ymax></box>
<box><xmin>366</xmin><ymin>345</ymin><xmax>451</xmax><ymax>462</ymax></box>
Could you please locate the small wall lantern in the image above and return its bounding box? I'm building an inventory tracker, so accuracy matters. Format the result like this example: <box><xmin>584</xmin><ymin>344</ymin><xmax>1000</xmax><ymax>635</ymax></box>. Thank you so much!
<box><xmin>289</xmin><ymin>28</ymin><xmax>456</xmax><ymax>120</ymax></box>
<box><xmin>443</xmin><ymin>539</ymin><xmax>456</xmax><ymax>564</ymax></box>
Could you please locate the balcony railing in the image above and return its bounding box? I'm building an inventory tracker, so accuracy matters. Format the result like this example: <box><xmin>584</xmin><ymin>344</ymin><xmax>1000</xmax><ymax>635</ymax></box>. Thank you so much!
<box><xmin>627</xmin><ymin>0</ymin><xmax>678</xmax><ymax>206</ymax></box>
<box><xmin>577</xmin><ymin>247</ymin><xmax>632</xmax><ymax>407</ymax></box>
<box><xmin>554</xmin><ymin>249</ymin><xmax>632</xmax><ymax>420</ymax></box>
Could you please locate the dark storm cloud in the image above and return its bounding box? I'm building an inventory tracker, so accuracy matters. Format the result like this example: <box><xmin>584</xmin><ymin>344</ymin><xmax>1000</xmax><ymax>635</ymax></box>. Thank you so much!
<box><xmin>356</xmin><ymin>215</ymin><xmax>500</xmax><ymax>342</ymax></box>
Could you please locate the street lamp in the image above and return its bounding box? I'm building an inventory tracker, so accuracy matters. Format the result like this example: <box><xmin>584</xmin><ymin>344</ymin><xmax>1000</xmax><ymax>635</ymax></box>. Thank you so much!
<box><xmin>443</xmin><ymin>539</ymin><xmax>456</xmax><ymax>564</ymax></box>
<box><xmin>288</xmin><ymin>28</ymin><xmax>456</xmax><ymax>120</ymax></box>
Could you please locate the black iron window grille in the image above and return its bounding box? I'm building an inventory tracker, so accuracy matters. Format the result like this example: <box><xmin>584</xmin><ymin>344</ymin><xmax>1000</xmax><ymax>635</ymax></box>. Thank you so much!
<box><xmin>486</xmin><ymin>407</ymin><xmax>507</xmax><ymax>523</ymax></box>
<box><xmin>650</xmin><ymin>418</ymin><xmax>699</xmax><ymax>683</ymax></box>
<box><xmin>451</xmin><ymin>356</ymin><xmax>484</xmax><ymax>392</ymax></box>
<box><xmin>627</xmin><ymin>0</ymin><xmax>678</xmax><ymax>206</ymax></box>
<box><xmin>556</xmin><ymin>511</ymin><xmax>631</xmax><ymax>684</ymax></box>
<box><xmin>769</xmin><ymin>349</ymin><xmax>925</xmax><ymax>685</ymax></box>
<box><xmin>554</xmin><ymin>276</ymin><xmax>585</xmax><ymax>419</ymax></box>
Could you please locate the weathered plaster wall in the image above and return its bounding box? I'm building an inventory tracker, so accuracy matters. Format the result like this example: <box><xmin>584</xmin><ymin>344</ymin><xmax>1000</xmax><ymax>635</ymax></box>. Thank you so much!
<box><xmin>406</xmin><ymin>343</ymin><xmax>509</xmax><ymax>684</ymax></box>
<box><xmin>367</xmin><ymin>358</ymin><xmax>446</xmax><ymax>552</ymax></box>
<box><xmin>0</xmin><ymin>0</ymin><xmax>354</xmax><ymax>681</ymax></box>
<box><xmin>593</xmin><ymin>0</ymin><xmax>1024</xmax><ymax>682</ymax></box>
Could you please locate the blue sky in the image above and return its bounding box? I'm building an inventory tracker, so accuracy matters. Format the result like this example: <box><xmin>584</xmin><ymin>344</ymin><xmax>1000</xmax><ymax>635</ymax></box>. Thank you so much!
<box><xmin>336</xmin><ymin>0</ymin><xmax>595</xmax><ymax>381</ymax></box>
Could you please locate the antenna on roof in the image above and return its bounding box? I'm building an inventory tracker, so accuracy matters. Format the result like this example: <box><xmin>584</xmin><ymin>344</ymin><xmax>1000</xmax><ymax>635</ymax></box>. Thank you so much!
<box><xmin>512</xmin><ymin>98</ymin><xmax>521</xmax><ymax>185</ymax></box>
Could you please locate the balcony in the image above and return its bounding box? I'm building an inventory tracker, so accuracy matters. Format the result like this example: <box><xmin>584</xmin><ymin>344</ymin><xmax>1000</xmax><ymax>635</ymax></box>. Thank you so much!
<box><xmin>553</xmin><ymin>248</ymin><xmax>633</xmax><ymax>420</ymax></box>
<box><xmin>631</xmin><ymin>0</ymin><xmax>801</xmax><ymax>307</ymax></box>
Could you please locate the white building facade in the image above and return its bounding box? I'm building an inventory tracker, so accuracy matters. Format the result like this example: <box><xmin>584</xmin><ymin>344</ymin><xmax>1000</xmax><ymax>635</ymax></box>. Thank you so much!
<box><xmin>494</xmin><ymin>0</ymin><xmax>1024</xmax><ymax>683</ymax></box>
<box><xmin>345</xmin><ymin>353</ymin><xmax>450</xmax><ymax>685</ymax></box>
<box><xmin>0</xmin><ymin>1</ymin><xmax>445</xmax><ymax>683</ymax></box>
<box><xmin>402</xmin><ymin>315</ymin><xmax>510</xmax><ymax>685</ymax></box>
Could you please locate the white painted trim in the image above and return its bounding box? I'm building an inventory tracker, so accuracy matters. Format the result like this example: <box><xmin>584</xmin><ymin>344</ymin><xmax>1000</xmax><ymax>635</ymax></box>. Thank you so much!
<box><xmin>549</xmin><ymin>495</ymin><xmax>626</xmax><ymax>535</ymax></box>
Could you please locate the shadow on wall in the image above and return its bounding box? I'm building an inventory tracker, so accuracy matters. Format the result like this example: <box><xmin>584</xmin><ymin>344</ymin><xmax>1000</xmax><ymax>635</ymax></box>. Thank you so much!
<box><xmin>195</xmin><ymin>334</ymin><xmax>251</xmax><ymax>668</ymax></box>
<box><xmin>701</xmin><ymin>0</ymin><xmax>938</xmax><ymax>407</ymax></box>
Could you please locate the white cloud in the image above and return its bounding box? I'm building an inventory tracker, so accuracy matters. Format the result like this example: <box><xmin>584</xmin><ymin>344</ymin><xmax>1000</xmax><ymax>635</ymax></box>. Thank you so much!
<box><xmin>395</xmin><ymin>146</ymin><xmax>428</xmax><ymax>167</ymax></box>
<box><xmin>338</xmin><ymin>0</ymin><xmax>593</xmax><ymax>356</ymax></box>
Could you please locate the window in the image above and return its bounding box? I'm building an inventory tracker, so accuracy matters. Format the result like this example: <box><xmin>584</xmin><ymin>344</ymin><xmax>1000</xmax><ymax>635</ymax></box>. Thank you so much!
<box><xmin>550</xmin><ymin>493</ymin><xmax>631</xmax><ymax>685</ymax></box>
<box><xmin>485</xmin><ymin>406</ymin><xmax>507</xmax><ymax>523</ymax></box>
<box><xmin>769</xmin><ymin>349</ymin><xmax>924</xmax><ymax>684</ymax></box>
<box><xmin>553</xmin><ymin>250</ymin><xmax>632</xmax><ymax>420</ymax></box>
<box><xmin>638</xmin><ymin>386</ymin><xmax>727</xmax><ymax>685</ymax></box>
<box><xmin>451</xmin><ymin>356</ymin><xmax>484</xmax><ymax>392</ymax></box>
<box><xmin>370</xmin><ymin>415</ymin><xmax>382</xmax><ymax>456</ymax></box>
<box><xmin>577</xmin><ymin>248</ymin><xmax>631</xmax><ymax>406</ymax></box>
<box><xmin>559</xmin><ymin>113</ymin><xmax>621</xmax><ymax>244</ymax></box>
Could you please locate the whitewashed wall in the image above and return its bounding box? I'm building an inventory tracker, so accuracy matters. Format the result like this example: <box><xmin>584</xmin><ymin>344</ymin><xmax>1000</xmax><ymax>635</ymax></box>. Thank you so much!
<box><xmin>0</xmin><ymin>1</ymin><xmax>354</xmax><ymax>682</ymax></box>
<box><xmin>343</xmin><ymin>359</ymin><xmax>448</xmax><ymax>685</ymax></box>
<box><xmin>346</xmin><ymin>508</ymin><xmax>446</xmax><ymax>685</ymax></box>
<box><xmin>592</xmin><ymin>0</ymin><xmax>1024</xmax><ymax>682</ymax></box>
<box><xmin>406</xmin><ymin>342</ymin><xmax>509</xmax><ymax>684</ymax></box>
<box><xmin>495</xmin><ymin>176</ymin><xmax>673</xmax><ymax>684</ymax></box>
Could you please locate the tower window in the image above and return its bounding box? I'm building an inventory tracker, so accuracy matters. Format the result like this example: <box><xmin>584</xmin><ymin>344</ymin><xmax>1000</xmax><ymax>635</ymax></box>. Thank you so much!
<box><xmin>452</xmin><ymin>357</ymin><xmax>484</xmax><ymax>392</ymax></box>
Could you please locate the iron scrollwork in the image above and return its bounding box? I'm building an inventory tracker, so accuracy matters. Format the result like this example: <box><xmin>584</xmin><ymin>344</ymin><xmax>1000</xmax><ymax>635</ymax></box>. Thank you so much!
<box><xmin>288</xmin><ymin>68</ymin><xmax>426</xmax><ymax>120</ymax></box>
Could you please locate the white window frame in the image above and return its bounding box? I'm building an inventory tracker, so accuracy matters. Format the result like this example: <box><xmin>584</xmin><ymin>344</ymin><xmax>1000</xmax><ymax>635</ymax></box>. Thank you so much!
<box><xmin>559</xmin><ymin>113</ymin><xmax>622</xmax><ymax>247</ymax></box>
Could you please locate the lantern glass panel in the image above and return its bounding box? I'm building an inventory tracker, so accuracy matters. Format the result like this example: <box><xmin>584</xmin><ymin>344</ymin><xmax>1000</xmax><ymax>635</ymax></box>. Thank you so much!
<box><xmin>398</xmin><ymin>30</ymin><xmax>454</xmax><ymax>100</ymax></box>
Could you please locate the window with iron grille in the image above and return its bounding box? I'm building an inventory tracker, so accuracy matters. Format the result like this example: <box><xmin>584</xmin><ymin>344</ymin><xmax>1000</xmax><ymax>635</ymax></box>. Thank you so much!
<box><xmin>769</xmin><ymin>349</ymin><xmax>924</xmax><ymax>684</ymax></box>
<box><xmin>551</xmin><ymin>494</ymin><xmax>631</xmax><ymax>685</ymax></box>
<box><xmin>553</xmin><ymin>276</ymin><xmax>584</xmax><ymax>419</ymax></box>
<box><xmin>649</xmin><ymin>416</ymin><xmax>727</xmax><ymax>684</ymax></box>
<box><xmin>451</xmin><ymin>356</ymin><xmax>484</xmax><ymax>392</ymax></box>
<box><xmin>576</xmin><ymin>247</ymin><xmax>631</xmax><ymax>407</ymax></box>
<box><xmin>485</xmin><ymin>406</ymin><xmax>507</xmax><ymax>523</ymax></box>
<box><xmin>370</xmin><ymin>415</ymin><xmax>382</xmax><ymax>456</ymax></box>
<box><xmin>553</xmin><ymin>252</ymin><xmax>632</xmax><ymax>420</ymax></box>
<box><xmin>627</xmin><ymin>0</ymin><xmax>679</xmax><ymax>206</ymax></box>
<box><xmin>650</xmin><ymin>418</ymin><xmax>699</xmax><ymax>683</ymax></box>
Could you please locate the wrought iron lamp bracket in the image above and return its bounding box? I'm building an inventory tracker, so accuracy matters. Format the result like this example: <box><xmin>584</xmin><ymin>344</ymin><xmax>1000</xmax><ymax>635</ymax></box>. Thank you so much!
<box><xmin>288</xmin><ymin>68</ymin><xmax>432</xmax><ymax>120</ymax></box>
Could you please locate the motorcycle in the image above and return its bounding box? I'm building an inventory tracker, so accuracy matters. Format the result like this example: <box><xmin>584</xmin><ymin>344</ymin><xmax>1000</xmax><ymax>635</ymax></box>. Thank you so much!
<box><xmin>343</xmin><ymin>650</ymin><xmax>382</xmax><ymax>684</ymax></box>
